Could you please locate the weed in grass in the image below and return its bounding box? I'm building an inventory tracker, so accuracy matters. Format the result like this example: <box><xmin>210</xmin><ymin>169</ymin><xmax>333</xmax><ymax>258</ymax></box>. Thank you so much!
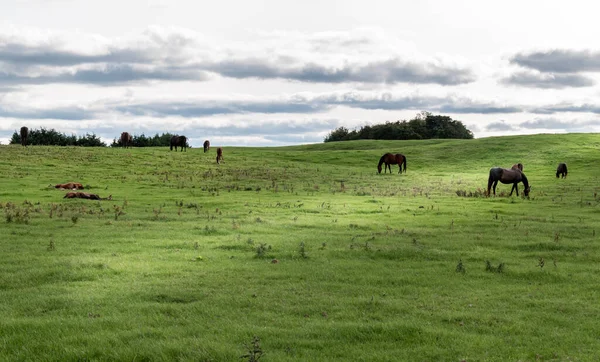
<box><xmin>113</xmin><ymin>205</ymin><xmax>124</xmax><ymax>220</ymax></box>
<box><xmin>554</xmin><ymin>231</ymin><xmax>560</xmax><ymax>243</ymax></box>
<box><xmin>456</xmin><ymin>259</ymin><xmax>466</xmax><ymax>274</ymax></box>
<box><xmin>194</xmin><ymin>242</ymin><xmax>199</xmax><ymax>250</ymax></box>
<box><xmin>255</xmin><ymin>243</ymin><xmax>271</xmax><ymax>258</ymax></box>
<box><xmin>247</xmin><ymin>238</ymin><xmax>254</xmax><ymax>245</ymax></box>
<box><xmin>538</xmin><ymin>257</ymin><xmax>545</xmax><ymax>269</ymax></box>
<box><xmin>47</xmin><ymin>240</ymin><xmax>55</xmax><ymax>251</ymax></box>
<box><xmin>486</xmin><ymin>260</ymin><xmax>505</xmax><ymax>273</ymax></box>
<box><xmin>298</xmin><ymin>242</ymin><xmax>308</xmax><ymax>259</ymax></box>
<box><xmin>319</xmin><ymin>242</ymin><xmax>326</xmax><ymax>250</ymax></box>
<box><xmin>152</xmin><ymin>206</ymin><xmax>162</xmax><ymax>220</ymax></box>
<box><xmin>71</xmin><ymin>215</ymin><xmax>79</xmax><ymax>224</ymax></box>
<box><xmin>240</xmin><ymin>336</ymin><xmax>263</xmax><ymax>362</ymax></box>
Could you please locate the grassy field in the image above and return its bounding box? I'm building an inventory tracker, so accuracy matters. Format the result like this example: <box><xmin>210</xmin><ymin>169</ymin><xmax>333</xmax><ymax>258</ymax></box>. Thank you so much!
<box><xmin>1</xmin><ymin>133</ymin><xmax>599</xmax><ymax>361</ymax></box>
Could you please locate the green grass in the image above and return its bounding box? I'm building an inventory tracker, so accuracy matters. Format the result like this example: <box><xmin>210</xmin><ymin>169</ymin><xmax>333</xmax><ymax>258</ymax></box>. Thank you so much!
<box><xmin>1</xmin><ymin>133</ymin><xmax>600</xmax><ymax>361</ymax></box>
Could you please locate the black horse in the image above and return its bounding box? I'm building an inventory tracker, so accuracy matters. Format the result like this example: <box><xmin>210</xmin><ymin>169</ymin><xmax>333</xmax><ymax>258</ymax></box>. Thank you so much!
<box><xmin>20</xmin><ymin>126</ymin><xmax>28</xmax><ymax>147</ymax></box>
<box><xmin>121</xmin><ymin>132</ymin><xmax>133</xmax><ymax>148</ymax></box>
<box><xmin>556</xmin><ymin>163</ymin><xmax>568</xmax><ymax>178</ymax></box>
<box><xmin>170</xmin><ymin>135</ymin><xmax>187</xmax><ymax>152</ymax></box>
<box><xmin>377</xmin><ymin>153</ymin><xmax>407</xmax><ymax>174</ymax></box>
<box><xmin>487</xmin><ymin>167</ymin><xmax>530</xmax><ymax>197</ymax></box>
<box><xmin>203</xmin><ymin>140</ymin><xmax>210</xmax><ymax>153</ymax></box>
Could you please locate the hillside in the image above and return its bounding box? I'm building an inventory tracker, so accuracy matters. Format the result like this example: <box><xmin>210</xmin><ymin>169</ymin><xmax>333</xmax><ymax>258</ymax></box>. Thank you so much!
<box><xmin>1</xmin><ymin>133</ymin><xmax>599</xmax><ymax>361</ymax></box>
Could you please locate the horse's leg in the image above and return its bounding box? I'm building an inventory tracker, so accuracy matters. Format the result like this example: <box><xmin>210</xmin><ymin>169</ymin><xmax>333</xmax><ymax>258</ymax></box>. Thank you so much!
<box><xmin>493</xmin><ymin>181</ymin><xmax>498</xmax><ymax>196</ymax></box>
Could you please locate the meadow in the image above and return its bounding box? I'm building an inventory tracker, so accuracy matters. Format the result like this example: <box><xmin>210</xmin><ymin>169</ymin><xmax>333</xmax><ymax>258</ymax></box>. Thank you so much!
<box><xmin>1</xmin><ymin>133</ymin><xmax>599</xmax><ymax>361</ymax></box>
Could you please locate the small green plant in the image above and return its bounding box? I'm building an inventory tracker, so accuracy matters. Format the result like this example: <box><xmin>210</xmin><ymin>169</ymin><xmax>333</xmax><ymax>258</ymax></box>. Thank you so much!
<box><xmin>538</xmin><ymin>257</ymin><xmax>545</xmax><ymax>269</ymax></box>
<box><xmin>255</xmin><ymin>243</ymin><xmax>271</xmax><ymax>258</ymax></box>
<box><xmin>240</xmin><ymin>335</ymin><xmax>263</xmax><ymax>361</ymax></box>
<box><xmin>71</xmin><ymin>215</ymin><xmax>79</xmax><ymax>224</ymax></box>
<box><xmin>456</xmin><ymin>259</ymin><xmax>465</xmax><ymax>274</ymax></box>
<box><xmin>47</xmin><ymin>240</ymin><xmax>55</xmax><ymax>251</ymax></box>
<box><xmin>299</xmin><ymin>242</ymin><xmax>308</xmax><ymax>259</ymax></box>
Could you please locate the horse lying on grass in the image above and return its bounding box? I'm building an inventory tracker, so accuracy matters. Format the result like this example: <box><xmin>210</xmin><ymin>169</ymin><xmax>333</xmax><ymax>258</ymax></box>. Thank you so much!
<box><xmin>55</xmin><ymin>182</ymin><xmax>84</xmax><ymax>190</ymax></box>
<box><xmin>63</xmin><ymin>192</ymin><xmax>112</xmax><ymax>200</ymax></box>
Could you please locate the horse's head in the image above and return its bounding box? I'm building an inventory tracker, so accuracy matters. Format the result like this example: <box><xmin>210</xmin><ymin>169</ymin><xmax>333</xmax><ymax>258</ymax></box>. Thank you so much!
<box><xmin>523</xmin><ymin>185</ymin><xmax>531</xmax><ymax>197</ymax></box>
<box><xmin>377</xmin><ymin>164</ymin><xmax>382</xmax><ymax>174</ymax></box>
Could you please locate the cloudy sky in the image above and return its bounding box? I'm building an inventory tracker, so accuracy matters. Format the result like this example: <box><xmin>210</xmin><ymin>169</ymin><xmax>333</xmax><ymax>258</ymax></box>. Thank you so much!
<box><xmin>1</xmin><ymin>0</ymin><xmax>600</xmax><ymax>146</ymax></box>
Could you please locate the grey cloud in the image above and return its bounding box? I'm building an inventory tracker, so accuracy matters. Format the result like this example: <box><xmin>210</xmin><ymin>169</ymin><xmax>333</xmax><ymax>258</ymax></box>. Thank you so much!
<box><xmin>485</xmin><ymin>121</ymin><xmax>517</xmax><ymax>131</ymax></box>
<box><xmin>529</xmin><ymin>103</ymin><xmax>600</xmax><ymax>114</ymax></box>
<box><xmin>500</xmin><ymin>71</ymin><xmax>595</xmax><ymax>89</ymax></box>
<box><xmin>0</xmin><ymin>43</ymin><xmax>151</xmax><ymax>66</ymax></box>
<box><xmin>0</xmin><ymin>64</ymin><xmax>210</xmax><ymax>86</ymax></box>
<box><xmin>518</xmin><ymin>118</ymin><xmax>600</xmax><ymax>130</ymax></box>
<box><xmin>510</xmin><ymin>50</ymin><xmax>600</xmax><ymax>73</ymax></box>
<box><xmin>116</xmin><ymin>100</ymin><xmax>330</xmax><ymax>117</ymax></box>
<box><xmin>205</xmin><ymin>58</ymin><xmax>476</xmax><ymax>85</ymax></box>
<box><xmin>0</xmin><ymin>106</ymin><xmax>93</xmax><ymax>120</ymax></box>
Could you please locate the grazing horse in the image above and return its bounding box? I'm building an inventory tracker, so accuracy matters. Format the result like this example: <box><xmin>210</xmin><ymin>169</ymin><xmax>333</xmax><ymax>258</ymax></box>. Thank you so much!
<box><xmin>64</xmin><ymin>192</ymin><xmax>111</xmax><ymax>200</ymax></box>
<box><xmin>377</xmin><ymin>153</ymin><xmax>407</xmax><ymax>174</ymax></box>
<box><xmin>511</xmin><ymin>163</ymin><xmax>523</xmax><ymax>172</ymax></box>
<box><xmin>216</xmin><ymin>147</ymin><xmax>223</xmax><ymax>164</ymax></box>
<box><xmin>55</xmin><ymin>182</ymin><xmax>84</xmax><ymax>190</ymax></box>
<box><xmin>556</xmin><ymin>163</ymin><xmax>568</xmax><ymax>178</ymax></box>
<box><xmin>203</xmin><ymin>140</ymin><xmax>210</xmax><ymax>153</ymax></box>
<box><xmin>170</xmin><ymin>135</ymin><xmax>187</xmax><ymax>152</ymax></box>
<box><xmin>487</xmin><ymin>167</ymin><xmax>530</xmax><ymax>197</ymax></box>
<box><xmin>20</xmin><ymin>126</ymin><xmax>28</xmax><ymax>147</ymax></box>
<box><xmin>120</xmin><ymin>132</ymin><xmax>133</xmax><ymax>148</ymax></box>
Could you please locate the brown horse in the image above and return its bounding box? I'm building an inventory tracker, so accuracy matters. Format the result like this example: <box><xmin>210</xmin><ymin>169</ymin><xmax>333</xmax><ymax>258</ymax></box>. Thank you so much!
<box><xmin>64</xmin><ymin>192</ymin><xmax>112</xmax><ymax>200</ymax></box>
<box><xmin>511</xmin><ymin>163</ymin><xmax>523</xmax><ymax>172</ymax></box>
<box><xmin>20</xmin><ymin>126</ymin><xmax>28</xmax><ymax>147</ymax></box>
<box><xmin>556</xmin><ymin>163</ymin><xmax>568</xmax><ymax>178</ymax></box>
<box><xmin>203</xmin><ymin>140</ymin><xmax>210</xmax><ymax>153</ymax></box>
<box><xmin>216</xmin><ymin>147</ymin><xmax>223</xmax><ymax>164</ymax></box>
<box><xmin>170</xmin><ymin>135</ymin><xmax>187</xmax><ymax>152</ymax></box>
<box><xmin>377</xmin><ymin>153</ymin><xmax>407</xmax><ymax>174</ymax></box>
<box><xmin>487</xmin><ymin>167</ymin><xmax>530</xmax><ymax>197</ymax></box>
<box><xmin>55</xmin><ymin>182</ymin><xmax>84</xmax><ymax>190</ymax></box>
<box><xmin>121</xmin><ymin>132</ymin><xmax>133</xmax><ymax>148</ymax></box>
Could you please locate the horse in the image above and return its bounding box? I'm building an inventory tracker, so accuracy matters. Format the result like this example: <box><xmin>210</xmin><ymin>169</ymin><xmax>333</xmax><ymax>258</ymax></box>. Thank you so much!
<box><xmin>216</xmin><ymin>147</ymin><xmax>223</xmax><ymax>164</ymax></box>
<box><xmin>121</xmin><ymin>132</ymin><xmax>133</xmax><ymax>148</ymax></box>
<box><xmin>377</xmin><ymin>153</ymin><xmax>407</xmax><ymax>174</ymax></box>
<box><xmin>511</xmin><ymin>163</ymin><xmax>523</xmax><ymax>172</ymax></box>
<box><xmin>487</xmin><ymin>167</ymin><xmax>530</xmax><ymax>197</ymax></box>
<box><xmin>20</xmin><ymin>126</ymin><xmax>28</xmax><ymax>147</ymax></box>
<box><xmin>170</xmin><ymin>135</ymin><xmax>187</xmax><ymax>152</ymax></box>
<box><xmin>203</xmin><ymin>140</ymin><xmax>210</xmax><ymax>153</ymax></box>
<box><xmin>64</xmin><ymin>192</ymin><xmax>111</xmax><ymax>200</ymax></box>
<box><xmin>55</xmin><ymin>182</ymin><xmax>84</xmax><ymax>190</ymax></box>
<box><xmin>556</xmin><ymin>163</ymin><xmax>568</xmax><ymax>178</ymax></box>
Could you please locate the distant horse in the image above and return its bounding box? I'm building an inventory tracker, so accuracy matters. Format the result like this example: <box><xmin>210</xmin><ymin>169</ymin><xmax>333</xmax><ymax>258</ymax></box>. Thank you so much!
<box><xmin>556</xmin><ymin>163</ymin><xmax>568</xmax><ymax>178</ymax></box>
<box><xmin>55</xmin><ymin>182</ymin><xmax>84</xmax><ymax>190</ymax></box>
<box><xmin>170</xmin><ymin>135</ymin><xmax>187</xmax><ymax>152</ymax></box>
<box><xmin>203</xmin><ymin>140</ymin><xmax>210</xmax><ymax>153</ymax></box>
<box><xmin>487</xmin><ymin>167</ymin><xmax>530</xmax><ymax>197</ymax></box>
<box><xmin>216</xmin><ymin>147</ymin><xmax>223</xmax><ymax>164</ymax></box>
<box><xmin>64</xmin><ymin>192</ymin><xmax>111</xmax><ymax>200</ymax></box>
<box><xmin>511</xmin><ymin>163</ymin><xmax>523</xmax><ymax>172</ymax></box>
<box><xmin>377</xmin><ymin>153</ymin><xmax>407</xmax><ymax>174</ymax></box>
<box><xmin>20</xmin><ymin>126</ymin><xmax>28</xmax><ymax>147</ymax></box>
<box><xmin>121</xmin><ymin>132</ymin><xmax>133</xmax><ymax>148</ymax></box>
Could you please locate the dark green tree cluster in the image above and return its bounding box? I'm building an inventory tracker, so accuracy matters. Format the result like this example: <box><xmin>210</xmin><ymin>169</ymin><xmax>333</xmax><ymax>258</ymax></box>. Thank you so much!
<box><xmin>10</xmin><ymin>128</ymin><xmax>106</xmax><ymax>147</ymax></box>
<box><xmin>110</xmin><ymin>133</ymin><xmax>189</xmax><ymax>148</ymax></box>
<box><xmin>324</xmin><ymin>112</ymin><xmax>474</xmax><ymax>142</ymax></box>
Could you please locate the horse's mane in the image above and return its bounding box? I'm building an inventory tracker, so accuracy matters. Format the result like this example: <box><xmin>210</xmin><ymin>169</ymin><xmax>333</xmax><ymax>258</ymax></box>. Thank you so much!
<box><xmin>520</xmin><ymin>172</ymin><xmax>529</xmax><ymax>188</ymax></box>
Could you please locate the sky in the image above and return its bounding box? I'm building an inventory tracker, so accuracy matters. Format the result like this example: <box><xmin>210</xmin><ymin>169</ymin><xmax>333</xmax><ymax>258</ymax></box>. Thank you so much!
<box><xmin>1</xmin><ymin>0</ymin><xmax>600</xmax><ymax>147</ymax></box>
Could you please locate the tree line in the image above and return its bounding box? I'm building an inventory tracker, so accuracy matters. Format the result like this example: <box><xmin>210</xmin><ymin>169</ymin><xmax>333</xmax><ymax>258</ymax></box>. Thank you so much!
<box><xmin>10</xmin><ymin>128</ymin><xmax>107</xmax><ymax>147</ymax></box>
<box><xmin>9</xmin><ymin>128</ymin><xmax>187</xmax><ymax>148</ymax></box>
<box><xmin>324</xmin><ymin>112</ymin><xmax>474</xmax><ymax>142</ymax></box>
